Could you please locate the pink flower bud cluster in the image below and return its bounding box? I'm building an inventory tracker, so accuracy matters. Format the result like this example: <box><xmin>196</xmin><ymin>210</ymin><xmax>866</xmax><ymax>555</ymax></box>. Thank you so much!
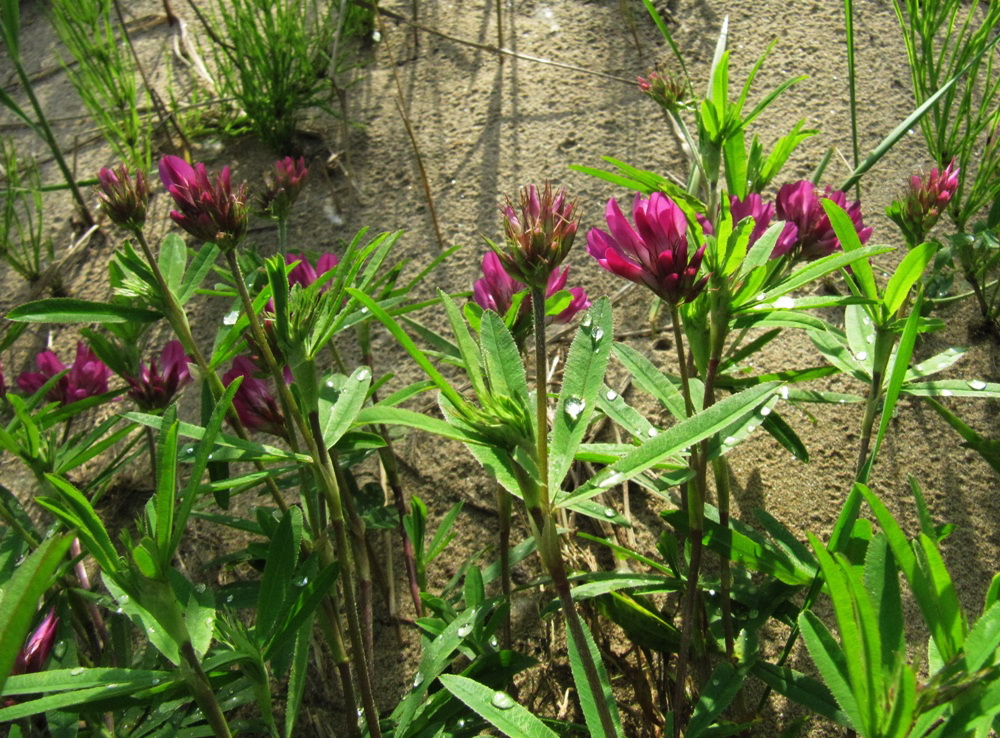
<box><xmin>887</xmin><ymin>159</ymin><xmax>959</xmax><ymax>245</ymax></box>
<box><xmin>493</xmin><ymin>182</ymin><xmax>579</xmax><ymax>289</ymax></box>
<box><xmin>123</xmin><ymin>341</ymin><xmax>192</xmax><ymax>411</ymax></box>
<box><xmin>259</xmin><ymin>156</ymin><xmax>309</xmax><ymax>221</ymax></box>
<box><xmin>96</xmin><ymin>165</ymin><xmax>148</xmax><ymax>231</ymax></box>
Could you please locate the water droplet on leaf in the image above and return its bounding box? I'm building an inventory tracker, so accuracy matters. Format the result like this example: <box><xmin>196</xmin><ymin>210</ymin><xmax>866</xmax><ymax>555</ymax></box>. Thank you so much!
<box><xmin>969</xmin><ymin>380</ymin><xmax>987</xmax><ymax>390</ymax></box>
<box><xmin>774</xmin><ymin>296</ymin><xmax>794</xmax><ymax>309</ymax></box>
<box><xmin>413</xmin><ymin>673</ymin><xmax>423</xmax><ymax>688</ymax></box>
<box><xmin>647</xmin><ymin>427</ymin><xmax>658</xmax><ymax>437</ymax></box>
<box><xmin>457</xmin><ymin>623</ymin><xmax>472</xmax><ymax>638</ymax></box>
<box><xmin>605</xmin><ymin>390</ymin><xmax>617</xmax><ymax>401</ymax></box>
<box><xmin>356</xmin><ymin>368</ymin><xmax>371</xmax><ymax>381</ymax></box>
<box><xmin>941</xmin><ymin>389</ymin><xmax>953</xmax><ymax>397</ymax></box>
<box><xmin>564</xmin><ymin>397</ymin><xmax>585</xmax><ymax>421</ymax></box>
<box><xmin>489</xmin><ymin>635</ymin><xmax>499</xmax><ymax>648</ymax></box>
<box><xmin>70</xmin><ymin>667</ymin><xmax>85</xmax><ymax>676</ymax></box>
<box><xmin>760</xmin><ymin>406</ymin><xmax>772</xmax><ymax>416</ymax></box>
<box><xmin>603</xmin><ymin>507</ymin><xmax>616</xmax><ymax>518</ymax></box>
<box><xmin>591</xmin><ymin>327</ymin><xmax>604</xmax><ymax>342</ymax></box>
<box><xmin>855</xmin><ymin>351</ymin><xmax>868</xmax><ymax>361</ymax></box>
<box><xmin>491</xmin><ymin>691</ymin><xmax>516</xmax><ymax>710</ymax></box>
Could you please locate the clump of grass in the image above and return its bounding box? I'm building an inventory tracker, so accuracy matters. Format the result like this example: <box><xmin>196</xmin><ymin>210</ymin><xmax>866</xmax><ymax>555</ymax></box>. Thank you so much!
<box><xmin>200</xmin><ymin>0</ymin><xmax>372</xmax><ymax>152</ymax></box>
<box><xmin>0</xmin><ymin>137</ymin><xmax>54</xmax><ymax>285</ymax></box>
<box><xmin>48</xmin><ymin>0</ymin><xmax>151</xmax><ymax>172</ymax></box>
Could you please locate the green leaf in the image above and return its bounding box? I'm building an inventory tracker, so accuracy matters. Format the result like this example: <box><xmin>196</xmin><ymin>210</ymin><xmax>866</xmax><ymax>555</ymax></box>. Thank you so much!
<box><xmin>564</xmin><ymin>615</ymin><xmax>625</xmax><ymax>737</ymax></box>
<box><xmin>439</xmin><ymin>674</ymin><xmax>559</xmax><ymax>738</ymax></box>
<box><xmin>6</xmin><ymin>299</ymin><xmax>163</xmax><ymax>324</ymax></box>
<box><xmin>798</xmin><ymin>610</ymin><xmax>863</xmax><ymax>732</ymax></box>
<box><xmin>558</xmin><ymin>382</ymin><xmax>778</xmax><ymax>508</ymax></box>
<box><xmin>822</xmin><ymin>200</ymin><xmax>879</xmax><ymax>301</ymax></box>
<box><xmin>440</xmin><ymin>290</ymin><xmax>487</xmax><ymax>400</ymax></box>
<box><xmin>612</xmin><ymin>342</ymin><xmax>686</xmax><ymax>420</ymax></box>
<box><xmin>284</xmin><ymin>615</ymin><xmax>313</xmax><ymax>738</ymax></box>
<box><xmin>550</xmin><ymin>298</ymin><xmax>612</xmax><ymax>489</ymax></box>
<box><xmin>863</xmin><ymin>534</ymin><xmax>904</xmax><ymax>674</ymax></box>
<box><xmin>883</xmin><ymin>241</ymin><xmax>936</xmax><ymax>315</ymax></box>
<box><xmin>0</xmin><ymin>534</ymin><xmax>73</xmax><ymax>695</ymax></box>
<box><xmin>258</xmin><ymin>507</ymin><xmax>303</xmax><ymax>639</ymax></box>
<box><xmin>159</xmin><ymin>233</ymin><xmax>187</xmax><ymax>296</ymax></box>
<box><xmin>178</xmin><ymin>243</ymin><xmax>219</xmax><ymax>305</ymax></box>
<box><xmin>318</xmin><ymin>367</ymin><xmax>371</xmax><ymax>448</ymax></box>
<box><xmin>687</xmin><ymin>662</ymin><xmax>745</xmax><ymax>738</ymax></box>
<box><xmin>154</xmin><ymin>410</ymin><xmax>180</xmax><ymax>565</ymax></box>
<box><xmin>751</xmin><ymin>662</ymin><xmax>848</xmax><ymax>726</ymax></box>
<box><xmin>37</xmin><ymin>475</ymin><xmax>119</xmax><ymax>574</ymax></box>
<box><xmin>963</xmin><ymin>601</ymin><xmax>1000</xmax><ymax>674</ymax></box>
<box><xmin>479</xmin><ymin>309</ymin><xmax>529</xmax><ymax>405</ymax></box>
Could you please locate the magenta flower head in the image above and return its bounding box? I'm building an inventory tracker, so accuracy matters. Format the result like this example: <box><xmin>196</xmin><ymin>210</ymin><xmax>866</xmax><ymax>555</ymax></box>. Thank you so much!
<box><xmin>124</xmin><ymin>341</ymin><xmax>192</xmax><ymax>411</ymax></box>
<box><xmin>587</xmin><ymin>192</ymin><xmax>708</xmax><ymax>306</ymax></box>
<box><xmin>158</xmin><ymin>155</ymin><xmax>249</xmax><ymax>251</ymax></box>
<box><xmin>473</xmin><ymin>252</ymin><xmax>590</xmax><ymax>324</ymax></box>
<box><xmin>223</xmin><ymin>357</ymin><xmax>286</xmax><ymax>439</ymax></box>
<box><xmin>96</xmin><ymin>164</ymin><xmax>148</xmax><ymax>231</ymax></box>
<box><xmin>17</xmin><ymin>342</ymin><xmax>111</xmax><ymax>405</ymax></box>
<box><xmin>887</xmin><ymin>158</ymin><xmax>959</xmax><ymax>245</ymax></box>
<box><xmin>492</xmin><ymin>182</ymin><xmax>579</xmax><ymax>289</ymax></box>
<box><xmin>259</xmin><ymin>156</ymin><xmax>309</xmax><ymax>221</ymax></box>
<box><xmin>11</xmin><ymin>609</ymin><xmax>58</xmax><ymax>677</ymax></box>
<box><xmin>774</xmin><ymin>181</ymin><xmax>872</xmax><ymax>261</ymax></box>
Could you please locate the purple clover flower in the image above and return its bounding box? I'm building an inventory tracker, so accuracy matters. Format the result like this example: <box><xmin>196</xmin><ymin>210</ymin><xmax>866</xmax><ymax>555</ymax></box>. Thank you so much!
<box><xmin>158</xmin><ymin>155</ymin><xmax>249</xmax><ymax>250</ymax></box>
<box><xmin>17</xmin><ymin>342</ymin><xmax>111</xmax><ymax>405</ymax></box>
<box><xmin>774</xmin><ymin>181</ymin><xmax>872</xmax><ymax>260</ymax></box>
<box><xmin>587</xmin><ymin>192</ymin><xmax>708</xmax><ymax>306</ymax></box>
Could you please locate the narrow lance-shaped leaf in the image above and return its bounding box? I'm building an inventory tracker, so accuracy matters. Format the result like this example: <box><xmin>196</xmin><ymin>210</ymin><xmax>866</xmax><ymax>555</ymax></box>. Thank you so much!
<box><xmin>439</xmin><ymin>674</ymin><xmax>560</xmax><ymax>738</ymax></box>
<box><xmin>6</xmin><ymin>299</ymin><xmax>162</xmax><ymax>324</ymax></box>
<box><xmin>0</xmin><ymin>534</ymin><xmax>74</xmax><ymax>695</ymax></box>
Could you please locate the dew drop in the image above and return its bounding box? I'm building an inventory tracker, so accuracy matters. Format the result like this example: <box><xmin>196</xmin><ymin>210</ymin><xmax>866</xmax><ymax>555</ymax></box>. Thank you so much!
<box><xmin>915</xmin><ymin>364</ymin><xmax>924</xmax><ymax>372</ymax></box>
<box><xmin>774</xmin><ymin>296</ymin><xmax>794</xmax><ymax>309</ymax></box>
<box><xmin>225</xmin><ymin>595</ymin><xmax>234</xmax><ymax>603</ymax></box>
<box><xmin>106</xmin><ymin>683</ymin><xmax>119</xmax><ymax>690</ymax></box>
<box><xmin>195</xmin><ymin>583</ymin><xmax>206</xmax><ymax>594</ymax></box>
<box><xmin>491</xmin><ymin>691</ymin><xmax>516</xmax><ymax>710</ymax></box>
<box><xmin>223</xmin><ymin>310</ymin><xmax>240</xmax><ymax>326</ymax></box>
<box><xmin>582</xmin><ymin>315</ymin><xmax>592</xmax><ymax>327</ymax></box>
<box><xmin>413</xmin><ymin>673</ymin><xmax>423</xmax><ymax>688</ymax></box>
<box><xmin>326</xmin><ymin>380</ymin><xmax>335</xmax><ymax>388</ymax></box>
<box><xmin>294</xmin><ymin>576</ymin><xmax>309</xmax><ymax>587</ymax></box>
<box><xmin>779</xmin><ymin>386</ymin><xmax>789</xmax><ymax>400</ymax></box>
<box><xmin>865</xmin><ymin>335</ymin><xmax>874</xmax><ymax>344</ymax></box>
<box><xmin>356</xmin><ymin>368</ymin><xmax>371</xmax><ymax>381</ymax></box>
<box><xmin>70</xmin><ymin>667</ymin><xmax>85</xmax><ymax>676</ymax></box>
<box><xmin>749</xmin><ymin>609</ymin><xmax>759</xmax><ymax>618</ymax></box>
<box><xmin>760</xmin><ymin>406</ymin><xmax>772</xmax><ymax>416</ymax></box>
<box><xmin>756</xmin><ymin>293</ymin><xmax>767</xmax><ymax>301</ymax></box>
<box><xmin>458</xmin><ymin>718</ymin><xmax>467</xmax><ymax>728</ymax></box>
<box><xmin>862</xmin><ymin>316</ymin><xmax>872</xmax><ymax>326</ymax></box>
<box><xmin>53</xmin><ymin>640</ymin><xmax>67</xmax><ymax>658</ymax></box>
<box><xmin>184</xmin><ymin>447</ymin><xmax>195</xmax><ymax>456</ymax></box>
<box><xmin>272</xmin><ymin>509</ymin><xmax>283</xmax><ymax>520</ymax></box>
<box><xmin>120</xmin><ymin>595</ymin><xmax>130</xmax><ymax>605</ymax></box>
<box><xmin>724</xmin><ymin>436</ymin><xmax>737</xmax><ymax>445</ymax></box>
<box><xmin>600</xmin><ymin>472</ymin><xmax>624</xmax><ymax>488</ymax></box>
<box><xmin>360</xmin><ymin>306</ymin><xmax>369</xmax><ymax>314</ymax></box>
<box><xmin>147</xmin><ymin>627</ymin><xmax>155</xmax><ymax>634</ymax></box>
<box><xmin>839</xmin><ymin>399</ymin><xmax>846</xmax><ymax>404</ymax></box>
<box><xmin>115</xmin><ymin>607</ymin><xmax>124</xmax><ymax>615</ymax></box>
<box><xmin>603</xmin><ymin>507</ymin><xmax>616</xmax><ymax>518</ymax></box>
<box><xmin>592</xmin><ymin>327</ymin><xmax>604</xmax><ymax>342</ymax></box>
<box><xmin>969</xmin><ymin>380</ymin><xmax>987</xmax><ymax>390</ymax></box>
<box><xmin>489</xmin><ymin>635</ymin><xmax>499</xmax><ymax>648</ymax></box>
<box><xmin>855</xmin><ymin>351</ymin><xmax>868</xmax><ymax>361</ymax></box>
<box><xmin>605</xmin><ymin>389</ymin><xmax>618</xmax><ymax>401</ymax></box>
<box><xmin>747</xmin><ymin>425</ymin><xmax>756</xmax><ymax>433</ymax></box>
<box><xmin>941</xmin><ymin>389</ymin><xmax>953</xmax><ymax>397</ymax></box>
<box><xmin>707</xmin><ymin>589</ymin><xmax>716</xmax><ymax>596</ymax></box>
<box><xmin>564</xmin><ymin>396</ymin><xmax>586</xmax><ymax>421</ymax></box>
<box><xmin>647</xmin><ymin>427</ymin><xmax>658</xmax><ymax>437</ymax></box>
<box><xmin>457</xmin><ymin>623</ymin><xmax>472</xmax><ymax>638</ymax></box>
<box><xmin>205</xmin><ymin>617</ymin><xmax>214</xmax><ymax>627</ymax></box>
<box><xmin>151</xmin><ymin>678</ymin><xmax>161</xmax><ymax>685</ymax></box>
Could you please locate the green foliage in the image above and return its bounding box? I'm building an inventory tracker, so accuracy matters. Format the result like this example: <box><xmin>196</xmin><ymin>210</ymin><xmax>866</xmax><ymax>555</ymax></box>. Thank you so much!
<box><xmin>0</xmin><ymin>137</ymin><xmax>54</xmax><ymax>284</ymax></box>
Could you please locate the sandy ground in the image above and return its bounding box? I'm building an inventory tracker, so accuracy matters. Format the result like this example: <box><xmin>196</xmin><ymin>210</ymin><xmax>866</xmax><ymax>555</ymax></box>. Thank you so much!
<box><xmin>1</xmin><ymin>0</ymin><xmax>998</xmax><ymax>735</ymax></box>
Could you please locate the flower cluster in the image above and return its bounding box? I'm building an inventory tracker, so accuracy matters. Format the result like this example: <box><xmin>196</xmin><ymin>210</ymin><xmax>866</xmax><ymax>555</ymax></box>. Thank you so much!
<box><xmin>887</xmin><ymin>159</ymin><xmax>959</xmax><ymax>245</ymax></box>
<box><xmin>473</xmin><ymin>252</ymin><xmax>590</xmax><ymax>324</ymax></box>
<box><xmin>773</xmin><ymin>181</ymin><xmax>872</xmax><ymax>260</ymax></box>
<box><xmin>223</xmin><ymin>356</ymin><xmax>286</xmax><ymax>439</ymax></box>
<box><xmin>159</xmin><ymin>155</ymin><xmax>249</xmax><ymax>250</ymax></box>
<box><xmin>492</xmin><ymin>182</ymin><xmax>579</xmax><ymax>289</ymax></box>
<box><xmin>123</xmin><ymin>341</ymin><xmax>192</xmax><ymax>411</ymax></box>
<box><xmin>17</xmin><ymin>342</ymin><xmax>111</xmax><ymax>405</ymax></box>
<box><xmin>96</xmin><ymin>165</ymin><xmax>148</xmax><ymax>231</ymax></box>
<box><xmin>258</xmin><ymin>156</ymin><xmax>309</xmax><ymax>221</ymax></box>
<box><xmin>587</xmin><ymin>192</ymin><xmax>708</xmax><ymax>306</ymax></box>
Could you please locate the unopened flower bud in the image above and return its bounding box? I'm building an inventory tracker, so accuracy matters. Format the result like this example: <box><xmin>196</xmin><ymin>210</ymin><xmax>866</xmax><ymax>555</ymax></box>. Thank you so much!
<box><xmin>159</xmin><ymin>155</ymin><xmax>249</xmax><ymax>251</ymax></box>
<box><xmin>96</xmin><ymin>165</ymin><xmax>148</xmax><ymax>231</ymax></box>
<box><xmin>258</xmin><ymin>156</ymin><xmax>308</xmax><ymax>221</ymax></box>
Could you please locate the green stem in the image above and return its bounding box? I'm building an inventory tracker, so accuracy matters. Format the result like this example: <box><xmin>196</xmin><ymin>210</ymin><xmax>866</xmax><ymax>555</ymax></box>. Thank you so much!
<box><xmin>180</xmin><ymin>641</ymin><xmax>232</xmax><ymax>738</ymax></box>
<box><xmin>495</xmin><ymin>482</ymin><xmax>513</xmax><ymax>649</ymax></box>
<box><xmin>277</xmin><ymin>218</ymin><xmax>288</xmax><ymax>255</ymax></box>
<box><xmin>530</xmin><ymin>287</ymin><xmax>617</xmax><ymax>738</ymax></box>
